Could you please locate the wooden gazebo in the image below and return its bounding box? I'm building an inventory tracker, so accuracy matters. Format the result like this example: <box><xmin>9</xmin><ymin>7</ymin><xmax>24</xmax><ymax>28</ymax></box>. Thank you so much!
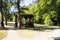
<box><xmin>19</xmin><ymin>6</ymin><xmax>34</xmax><ymax>29</ymax></box>
<box><xmin>19</xmin><ymin>14</ymin><xmax>34</xmax><ymax>29</ymax></box>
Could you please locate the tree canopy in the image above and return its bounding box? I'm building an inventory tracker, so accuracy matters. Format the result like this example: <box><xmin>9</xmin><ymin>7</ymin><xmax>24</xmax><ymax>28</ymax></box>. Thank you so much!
<box><xmin>28</xmin><ymin>0</ymin><xmax>60</xmax><ymax>25</ymax></box>
<box><xmin>0</xmin><ymin>0</ymin><xmax>60</xmax><ymax>26</ymax></box>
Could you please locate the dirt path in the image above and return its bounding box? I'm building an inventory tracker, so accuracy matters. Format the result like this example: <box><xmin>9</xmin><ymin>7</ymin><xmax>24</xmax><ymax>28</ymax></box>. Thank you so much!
<box><xmin>1</xmin><ymin>30</ymin><xmax>51</xmax><ymax>40</ymax></box>
<box><xmin>2</xmin><ymin>29</ymin><xmax>60</xmax><ymax>40</ymax></box>
<box><xmin>2</xmin><ymin>30</ymin><xmax>23</xmax><ymax>40</ymax></box>
<box><xmin>15</xmin><ymin>29</ymin><xmax>60</xmax><ymax>40</ymax></box>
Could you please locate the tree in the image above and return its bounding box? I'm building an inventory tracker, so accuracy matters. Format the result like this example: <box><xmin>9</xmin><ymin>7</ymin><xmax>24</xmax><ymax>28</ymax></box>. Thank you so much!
<box><xmin>29</xmin><ymin>0</ymin><xmax>58</xmax><ymax>25</ymax></box>
<box><xmin>3</xmin><ymin>0</ymin><xmax>8</xmax><ymax>25</ymax></box>
<box><xmin>17</xmin><ymin>0</ymin><xmax>22</xmax><ymax>29</ymax></box>
<box><xmin>0</xmin><ymin>0</ymin><xmax>4</xmax><ymax>28</ymax></box>
<box><xmin>56</xmin><ymin>2</ymin><xmax>60</xmax><ymax>26</ymax></box>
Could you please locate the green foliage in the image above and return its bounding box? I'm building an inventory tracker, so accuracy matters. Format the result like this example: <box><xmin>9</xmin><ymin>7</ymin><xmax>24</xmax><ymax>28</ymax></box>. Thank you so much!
<box><xmin>1</xmin><ymin>0</ymin><xmax>60</xmax><ymax>26</ymax></box>
<box><xmin>7</xmin><ymin>14</ymin><xmax>12</xmax><ymax>21</ymax></box>
<box><xmin>42</xmin><ymin>13</ymin><xmax>53</xmax><ymax>25</ymax></box>
<box><xmin>50</xmin><ymin>11</ymin><xmax>57</xmax><ymax>20</ymax></box>
<box><xmin>12</xmin><ymin>15</ymin><xmax>15</xmax><ymax>22</ymax></box>
<box><xmin>34</xmin><ymin>10</ymin><xmax>40</xmax><ymax>22</ymax></box>
<box><xmin>22</xmin><ymin>17</ymin><xmax>26</xmax><ymax>22</ymax></box>
<box><xmin>29</xmin><ymin>0</ymin><xmax>59</xmax><ymax>25</ymax></box>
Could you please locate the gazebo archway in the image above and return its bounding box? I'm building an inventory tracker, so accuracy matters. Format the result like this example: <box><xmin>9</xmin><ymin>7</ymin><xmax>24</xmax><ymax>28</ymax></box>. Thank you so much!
<box><xmin>19</xmin><ymin>14</ymin><xmax>34</xmax><ymax>29</ymax></box>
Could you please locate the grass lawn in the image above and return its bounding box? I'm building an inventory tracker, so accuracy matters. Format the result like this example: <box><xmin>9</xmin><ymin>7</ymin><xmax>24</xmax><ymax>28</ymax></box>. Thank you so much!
<box><xmin>0</xmin><ymin>30</ymin><xmax>7</xmax><ymax>40</ymax></box>
<box><xmin>34</xmin><ymin>23</ymin><xmax>59</xmax><ymax>28</ymax></box>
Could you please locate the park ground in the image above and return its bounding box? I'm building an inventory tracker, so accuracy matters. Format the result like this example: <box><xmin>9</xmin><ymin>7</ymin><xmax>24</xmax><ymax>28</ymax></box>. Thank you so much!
<box><xmin>0</xmin><ymin>24</ymin><xmax>60</xmax><ymax>40</ymax></box>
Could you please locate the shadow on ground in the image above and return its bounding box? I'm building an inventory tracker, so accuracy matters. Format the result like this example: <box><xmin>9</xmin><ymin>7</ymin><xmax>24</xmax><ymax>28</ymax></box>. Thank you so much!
<box><xmin>22</xmin><ymin>26</ymin><xmax>60</xmax><ymax>31</ymax></box>
<box><xmin>0</xmin><ymin>26</ymin><xmax>60</xmax><ymax>31</ymax></box>
<box><xmin>0</xmin><ymin>27</ymin><xmax>18</xmax><ymax>30</ymax></box>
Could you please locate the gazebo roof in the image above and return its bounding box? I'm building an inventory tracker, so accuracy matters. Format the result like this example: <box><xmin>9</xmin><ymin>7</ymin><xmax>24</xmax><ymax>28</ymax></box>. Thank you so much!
<box><xmin>20</xmin><ymin>14</ymin><xmax>34</xmax><ymax>19</ymax></box>
<box><xmin>20</xmin><ymin>6</ymin><xmax>29</xmax><ymax>10</ymax></box>
<box><xmin>20</xmin><ymin>6</ymin><xmax>33</xmax><ymax>14</ymax></box>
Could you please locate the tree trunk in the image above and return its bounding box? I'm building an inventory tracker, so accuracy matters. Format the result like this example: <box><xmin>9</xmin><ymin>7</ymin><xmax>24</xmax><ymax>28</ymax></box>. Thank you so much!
<box><xmin>17</xmin><ymin>0</ymin><xmax>22</xmax><ymax>29</ymax></box>
<box><xmin>5</xmin><ymin>0</ymin><xmax>7</xmax><ymax>25</ymax></box>
<box><xmin>1</xmin><ymin>0</ymin><xmax>4</xmax><ymax>28</ymax></box>
<box><xmin>15</xmin><ymin>14</ymin><xmax>18</xmax><ymax>28</ymax></box>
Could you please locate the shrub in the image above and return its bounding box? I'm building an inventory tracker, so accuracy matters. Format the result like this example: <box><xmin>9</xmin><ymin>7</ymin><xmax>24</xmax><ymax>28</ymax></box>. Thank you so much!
<box><xmin>42</xmin><ymin>13</ymin><xmax>53</xmax><ymax>25</ymax></box>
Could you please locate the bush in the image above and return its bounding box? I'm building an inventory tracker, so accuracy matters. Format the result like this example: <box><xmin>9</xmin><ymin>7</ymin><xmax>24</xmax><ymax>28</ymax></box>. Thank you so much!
<box><xmin>42</xmin><ymin>13</ymin><xmax>53</xmax><ymax>25</ymax></box>
<box><xmin>12</xmin><ymin>15</ymin><xmax>15</xmax><ymax>22</ymax></box>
